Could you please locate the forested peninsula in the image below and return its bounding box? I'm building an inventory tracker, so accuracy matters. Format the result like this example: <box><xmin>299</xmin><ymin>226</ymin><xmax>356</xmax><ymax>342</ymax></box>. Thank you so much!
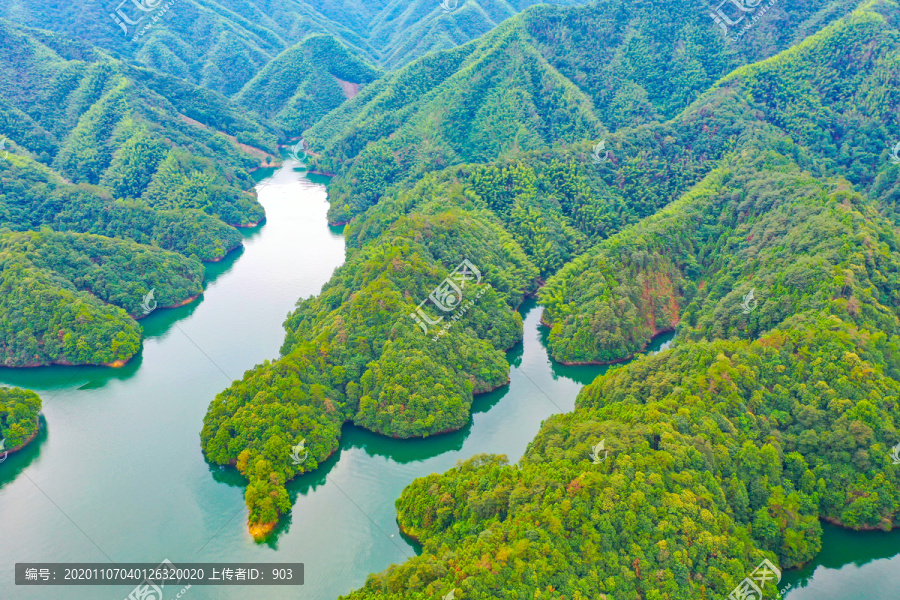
<box><xmin>0</xmin><ymin>386</ymin><xmax>42</xmax><ymax>455</ymax></box>
<box><xmin>2</xmin><ymin>0</ymin><xmax>899</xmax><ymax>597</ymax></box>
<box><xmin>199</xmin><ymin>0</ymin><xmax>900</xmax><ymax>597</ymax></box>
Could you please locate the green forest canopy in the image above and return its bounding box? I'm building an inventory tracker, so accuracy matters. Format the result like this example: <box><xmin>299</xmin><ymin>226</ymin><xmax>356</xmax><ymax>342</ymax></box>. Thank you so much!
<box><xmin>199</xmin><ymin>0</ymin><xmax>900</xmax><ymax>598</ymax></box>
<box><xmin>0</xmin><ymin>386</ymin><xmax>41</xmax><ymax>450</ymax></box>
<box><xmin>0</xmin><ymin>20</ymin><xmax>276</xmax><ymax>366</ymax></box>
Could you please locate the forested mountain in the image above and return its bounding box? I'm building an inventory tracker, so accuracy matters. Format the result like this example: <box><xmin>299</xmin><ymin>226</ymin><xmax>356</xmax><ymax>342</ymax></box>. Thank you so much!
<box><xmin>0</xmin><ymin>20</ymin><xmax>274</xmax><ymax>225</ymax></box>
<box><xmin>346</xmin><ymin>313</ymin><xmax>900</xmax><ymax>599</ymax></box>
<box><xmin>304</xmin><ymin>0</ymin><xmax>858</xmax><ymax>224</ymax></box>
<box><xmin>2</xmin><ymin>0</ymin><xmax>898</xmax><ymax>595</ymax></box>
<box><xmin>0</xmin><ymin>0</ymin><xmax>589</xmax><ymax>101</ymax></box>
<box><xmin>335</xmin><ymin>4</ymin><xmax>900</xmax><ymax>597</ymax></box>
<box><xmin>1</xmin><ymin>152</ymin><xmax>243</xmax><ymax>261</ymax></box>
<box><xmin>356</xmin><ymin>0</ymin><xmax>589</xmax><ymax>69</ymax></box>
<box><xmin>202</xmin><ymin>203</ymin><xmax>540</xmax><ymax>536</ymax></box>
<box><xmin>199</xmin><ymin>1</ymin><xmax>900</xmax><ymax>597</ymax></box>
<box><xmin>306</xmin><ymin>18</ymin><xmax>604</xmax><ymax>223</ymax></box>
<box><xmin>541</xmin><ymin>0</ymin><xmax>900</xmax><ymax>364</ymax></box>
<box><xmin>234</xmin><ymin>35</ymin><xmax>380</xmax><ymax>134</ymax></box>
<box><xmin>0</xmin><ymin>21</ymin><xmax>275</xmax><ymax>366</ymax></box>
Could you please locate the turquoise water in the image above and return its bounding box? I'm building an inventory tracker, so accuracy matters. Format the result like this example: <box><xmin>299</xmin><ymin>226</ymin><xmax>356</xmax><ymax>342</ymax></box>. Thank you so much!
<box><xmin>0</xmin><ymin>162</ymin><xmax>897</xmax><ymax>599</ymax></box>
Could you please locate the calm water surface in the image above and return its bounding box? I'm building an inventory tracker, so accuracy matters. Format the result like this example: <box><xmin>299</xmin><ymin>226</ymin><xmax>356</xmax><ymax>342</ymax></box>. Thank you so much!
<box><xmin>0</xmin><ymin>163</ymin><xmax>897</xmax><ymax>599</ymax></box>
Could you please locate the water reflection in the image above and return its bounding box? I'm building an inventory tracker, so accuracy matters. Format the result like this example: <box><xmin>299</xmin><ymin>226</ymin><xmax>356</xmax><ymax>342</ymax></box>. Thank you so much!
<box><xmin>781</xmin><ymin>522</ymin><xmax>900</xmax><ymax>599</ymax></box>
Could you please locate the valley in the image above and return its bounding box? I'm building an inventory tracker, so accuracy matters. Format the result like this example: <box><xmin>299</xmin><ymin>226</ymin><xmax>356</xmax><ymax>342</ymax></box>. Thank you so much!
<box><xmin>1</xmin><ymin>0</ymin><xmax>900</xmax><ymax>598</ymax></box>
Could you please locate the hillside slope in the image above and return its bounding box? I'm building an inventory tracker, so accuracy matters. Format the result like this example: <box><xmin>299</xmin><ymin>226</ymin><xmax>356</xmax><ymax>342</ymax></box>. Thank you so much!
<box><xmin>305</xmin><ymin>0</ymin><xmax>859</xmax><ymax>224</ymax></box>
<box><xmin>234</xmin><ymin>35</ymin><xmax>381</xmax><ymax>134</ymax></box>
<box><xmin>0</xmin><ymin>21</ymin><xmax>275</xmax><ymax>366</ymax></box>
<box><xmin>333</xmin><ymin>2</ymin><xmax>900</xmax><ymax>597</ymax></box>
<box><xmin>306</xmin><ymin>18</ymin><xmax>605</xmax><ymax>223</ymax></box>
<box><xmin>198</xmin><ymin>3</ymin><xmax>900</xmax><ymax>593</ymax></box>
<box><xmin>0</xmin><ymin>0</ymin><xmax>591</xmax><ymax>98</ymax></box>
<box><xmin>541</xmin><ymin>0</ymin><xmax>900</xmax><ymax>364</ymax></box>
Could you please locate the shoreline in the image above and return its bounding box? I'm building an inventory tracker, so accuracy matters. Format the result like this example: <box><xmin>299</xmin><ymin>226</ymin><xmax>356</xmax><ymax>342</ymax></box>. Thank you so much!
<box><xmin>205</xmin><ymin>237</ymin><xmax>247</xmax><ymax>262</ymax></box>
<box><xmin>246</xmin><ymin>442</ymin><xmax>344</xmax><ymax>540</ymax></box>
<box><xmin>243</xmin><ymin>364</ymin><xmax>515</xmax><ymax>539</ymax></box>
<box><xmin>232</xmin><ymin>218</ymin><xmax>265</xmax><ymax>229</ymax></box>
<box><xmin>133</xmin><ymin>293</ymin><xmax>202</xmax><ymax>321</ymax></box>
<box><xmin>4</xmin><ymin>416</ymin><xmax>41</xmax><ymax>456</ymax></box>
<box><xmin>539</xmin><ymin>311</ymin><xmax>676</xmax><ymax>365</ymax></box>
<box><xmin>820</xmin><ymin>515</ymin><xmax>893</xmax><ymax>532</ymax></box>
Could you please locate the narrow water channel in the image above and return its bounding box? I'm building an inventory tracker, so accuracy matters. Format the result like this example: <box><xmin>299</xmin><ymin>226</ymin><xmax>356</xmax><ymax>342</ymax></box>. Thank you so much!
<box><xmin>0</xmin><ymin>163</ymin><xmax>897</xmax><ymax>600</ymax></box>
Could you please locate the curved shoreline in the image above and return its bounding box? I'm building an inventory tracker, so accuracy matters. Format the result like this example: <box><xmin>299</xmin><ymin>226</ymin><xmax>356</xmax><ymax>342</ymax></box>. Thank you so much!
<box><xmin>232</xmin><ymin>219</ymin><xmax>265</xmax><ymax>229</ymax></box>
<box><xmin>540</xmin><ymin>312</ymin><xmax>676</xmax><ymax>365</ymax></box>
<box><xmin>3</xmin><ymin>416</ymin><xmax>41</xmax><ymax>456</ymax></box>
<box><xmin>133</xmin><ymin>293</ymin><xmax>202</xmax><ymax>320</ymax></box>
<box><xmin>204</xmin><ymin>242</ymin><xmax>245</xmax><ymax>261</ymax></box>
<box><xmin>239</xmin><ymin>372</ymin><xmax>518</xmax><ymax>537</ymax></box>
<box><xmin>243</xmin><ymin>301</ymin><xmax>532</xmax><ymax>537</ymax></box>
<box><xmin>242</xmin><ymin>309</ymin><xmax>528</xmax><ymax>538</ymax></box>
<box><xmin>247</xmin><ymin>442</ymin><xmax>344</xmax><ymax>540</ymax></box>
<box><xmin>3</xmin><ymin>289</ymin><xmax>208</xmax><ymax>369</ymax></box>
<box><xmin>820</xmin><ymin>515</ymin><xmax>894</xmax><ymax>532</ymax></box>
<box><xmin>8</xmin><ymin>290</ymin><xmax>207</xmax><ymax>369</ymax></box>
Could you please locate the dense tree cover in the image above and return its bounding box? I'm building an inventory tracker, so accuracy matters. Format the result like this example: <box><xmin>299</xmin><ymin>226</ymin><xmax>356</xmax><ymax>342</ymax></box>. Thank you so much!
<box><xmin>522</xmin><ymin>0</ymin><xmax>855</xmax><ymax>129</ymax></box>
<box><xmin>0</xmin><ymin>230</ymin><xmax>203</xmax><ymax>367</ymax></box>
<box><xmin>717</xmin><ymin>2</ymin><xmax>900</xmax><ymax>191</ymax></box>
<box><xmin>542</xmin><ymin>149</ymin><xmax>900</xmax><ymax>364</ymax></box>
<box><xmin>122</xmin><ymin>65</ymin><xmax>279</xmax><ymax>152</ymax></box>
<box><xmin>139</xmin><ymin>148</ymin><xmax>264</xmax><ymax>227</ymax></box>
<box><xmin>541</xmin><ymin>1</ymin><xmax>900</xmax><ymax>364</ymax></box>
<box><xmin>320</xmin><ymin>4</ymin><xmax>900</xmax><ymax>597</ymax></box>
<box><xmin>0</xmin><ymin>20</ymin><xmax>272</xmax><ymax>226</ymax></box>
<box><xmin>195</xmin><ymin>0</ymin><xmax>888</xmax><ymax>547</ymax></box>
<box><xmin>235</xmin><ymin>35</ymin><xmax>380</xmax><ymax>135</ymax></box>
<box><xmin>202</xmin><ymin>203</ymin><xmax>540</xmax><ymax>535</ymax></box>
<box><xmin>0</xmin><ymin>386</ymin><xmax>41</xmax><ymax>450</ymax></box>
<box><xmin>306</xmin><ymin>22</ymin><xmax>603</xmax><ymax>223</ymax></box>
<box><xmin>341</xmin><ymin>102</ymin><xmax>764</xmax><ymax>278</ymax></box>
<box><xmin>0</xmin><ymin>0</ymin><xmax>590</xmax><ymax>99</ymax></box>
<box><xmin>345</xmin><ymin>163</ymin><xmax>589</xmax><ymax>278</ymax></box>
<box><xmin>362</xmin><ymin>0</ymin><xmax>588</xmax><ymax>69</ymax></box>
<box><xmin>0</xmin><ymin>22</ymin><xmax>279</xmax><ymax>365</ymax></box>
<box><xmin>0</xmin><ymin>149</ymin><xmax>242</xmax><ymax>261</ymax></box>
<box><xmin>303</xmin><ymin>0</ymin><xmax>857</xmax><ymax>224</ymax></box>
<box><xmin>343</xmin><ymin>316</ymin><xmax>900</xmax><ymax>599</ymax></box>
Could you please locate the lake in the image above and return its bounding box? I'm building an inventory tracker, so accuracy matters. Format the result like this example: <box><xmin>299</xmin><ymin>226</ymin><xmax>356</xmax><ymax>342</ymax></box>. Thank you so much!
<box><xmin>1</xmin><ymin>162</ymin><xmax>897</xmax><ymax>600</ymax></box>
